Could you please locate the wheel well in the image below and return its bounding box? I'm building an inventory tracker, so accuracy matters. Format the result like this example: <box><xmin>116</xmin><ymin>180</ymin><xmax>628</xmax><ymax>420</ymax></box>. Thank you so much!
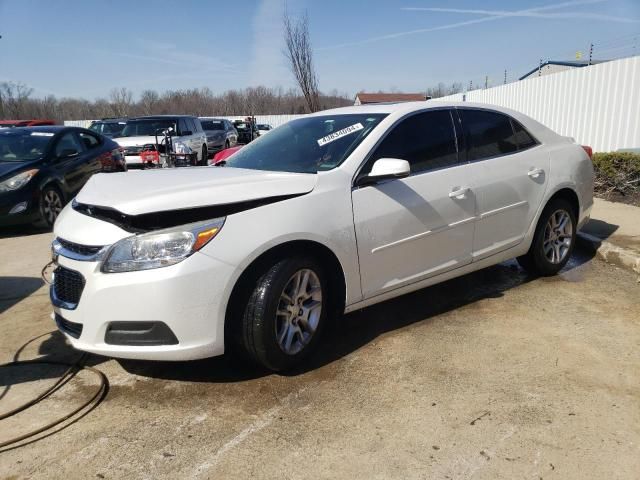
<box><xmin>548</xmin><ymin>188</ymin><xmax>579</xmax><ymax>219</ymax></box>
<box><xmin>41</xmin><ymin>181</ymin><xmax>65</xmax><ymax>202</ymax></box>
<box><xmin>224</xmin><ymin>240</ymin><xmax>347</xmax><ymax>345</ymax></box>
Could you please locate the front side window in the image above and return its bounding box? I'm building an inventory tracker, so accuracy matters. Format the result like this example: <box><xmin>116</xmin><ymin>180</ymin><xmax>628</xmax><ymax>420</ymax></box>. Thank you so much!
<box><xmin>365</xmin><ymin>110</ymin><xmax>458</xmax><ymax>175</ymax></box>
<box><xmin>225</xmin><ymin>114</ymin><xmax>387</xmax><ymax>173</ymax></box>
<box><xmin>460</xmin><ymin>109</ymin><xmax>518</xmax><ymax>161</ymax></box>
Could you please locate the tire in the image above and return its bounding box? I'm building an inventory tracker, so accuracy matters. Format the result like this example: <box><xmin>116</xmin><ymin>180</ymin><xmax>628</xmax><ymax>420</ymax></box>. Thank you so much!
<box><xmin>235</xmin><ymin>256</ymin><xmax>328</xmax><ymax>371</ymax></box>
<box><xmin>517</xmin><ymin>198</ymin><xmax>576</xmax><ymax>276</ymax></box>
<box><xmin>35</xmin><ymin>185</ymin><xmax>64</xmax><ymax>229</ymax></box>
<box><xmin>201</xmin><ymin>145</ymin><xmax>208</xmax><ymax>166</ymax></box>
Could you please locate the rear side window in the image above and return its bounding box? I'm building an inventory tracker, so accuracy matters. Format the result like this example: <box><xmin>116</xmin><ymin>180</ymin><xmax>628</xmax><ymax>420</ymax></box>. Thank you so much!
<box><xmin>368</xmin><ymin>110</ymin><xmax>458</xmax><ymax>174</ymax></box>
<box><xmin>511</xmin><ymin>120</ymin><xmax>537</xmax><ymax>150</ymax></box>
<box><xmin>460</xmin><ymin>109</ymin><xmax>518</xmax><ymax>161</ymax></box>
<box><xmin>78</xmin><ymin>132</ymin><xmax>101</xmax><ymax>149</ymax></box>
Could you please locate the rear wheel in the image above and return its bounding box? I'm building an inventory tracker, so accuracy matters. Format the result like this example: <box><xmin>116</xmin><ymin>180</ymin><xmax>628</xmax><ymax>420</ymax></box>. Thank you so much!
<box><xmin>36</xmin><ymin>186</ymin><xmax>64</xmax><ymax>228</ymax></box>
<box><xmin>517</xmin><ymin>198</ymin><xmax>576</xmax><ymax>276</ymax></box>
<box><xmin>235</xmin><ymin>256</ymin><xmax>328</xmax><ymax>371</ymax></box>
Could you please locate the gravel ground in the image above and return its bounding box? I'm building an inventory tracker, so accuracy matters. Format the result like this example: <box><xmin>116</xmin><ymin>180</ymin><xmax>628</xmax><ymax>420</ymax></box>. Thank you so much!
<box><xmin>0</xmin><ymin>229</ymin><xmax>639</xmax><ymax>479</ymax></box>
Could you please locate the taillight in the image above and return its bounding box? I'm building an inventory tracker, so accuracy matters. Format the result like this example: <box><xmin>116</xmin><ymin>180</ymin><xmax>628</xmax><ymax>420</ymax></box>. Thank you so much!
<box><xmin>581</xmin><ymin>145</ymin><xmax>593</xmax><ymax>159</ymax></box>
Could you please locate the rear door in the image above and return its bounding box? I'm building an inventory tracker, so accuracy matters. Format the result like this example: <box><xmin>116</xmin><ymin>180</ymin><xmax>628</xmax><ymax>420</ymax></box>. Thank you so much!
<box><xmin>352</xmin><ymin>109</ymin><xmax>476</xmax><ymax>298</ymax></box>
<box><xmin>78</xmin><ymin>131</ymin><xmax>110</xmax><ymax>174</ymax></box>
<box><xmin>52</xmin><ymin>131</ymin><xmax>90</xmax><ymax>194</ymax></box>
<box><xmin>457</xmin><ymin>108</ymin><xmax>549</xmax><ymax>261</ymax></box>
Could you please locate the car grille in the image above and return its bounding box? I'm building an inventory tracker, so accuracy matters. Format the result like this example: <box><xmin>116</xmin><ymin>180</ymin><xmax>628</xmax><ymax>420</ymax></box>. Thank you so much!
<box><xmin>55</xmin><ymin>313</ymin><xmax>83</xmax><ymax>339</ymax></box>
<box><xmin>52</xmin><ymin>266</ymin><xmax>85</xmax><ymax>307</ymax></box>
<box><xmin>56</xmin><ymin>238</ymin><xmax>103</xmax><ymax>257</ymax></box>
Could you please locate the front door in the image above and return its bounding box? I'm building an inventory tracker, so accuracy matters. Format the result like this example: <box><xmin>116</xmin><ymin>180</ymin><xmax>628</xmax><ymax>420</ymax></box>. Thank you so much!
<box><xmin>352</xmin><ymin>109</ymin><xmax>476</xmax><ymax>299</ymax></box>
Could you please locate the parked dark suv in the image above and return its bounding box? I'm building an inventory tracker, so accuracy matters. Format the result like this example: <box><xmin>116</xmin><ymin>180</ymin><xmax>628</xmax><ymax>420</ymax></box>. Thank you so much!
<box><xmin>88</xmin><ymin>118</ymin><xmax>127</xmax><ymax>138</ymax></box>
<box><xmin>0</xmin><ymin>126</ymin><xmax>125</xmax><ymax>228</ymax></box>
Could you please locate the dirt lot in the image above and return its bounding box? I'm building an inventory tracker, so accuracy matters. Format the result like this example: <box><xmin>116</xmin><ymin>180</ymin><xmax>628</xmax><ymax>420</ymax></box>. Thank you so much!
<box><xmin>0</xmin><ymin>228</ymin><xmax>639</xmax><ymax>480</ymax></box>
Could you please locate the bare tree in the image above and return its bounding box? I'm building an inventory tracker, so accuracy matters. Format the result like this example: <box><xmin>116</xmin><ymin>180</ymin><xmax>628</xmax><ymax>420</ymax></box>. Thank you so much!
<box><xmin>283</xmin><ymin>9</ymin><xmax>320</xmax><ymax>113</ymax></box>
<box><xmin>109</xmin><ymin>87</ymin><xmax>133</xmax><ymax>117</ymax></box>
<box><xmin>0</xmin><ymin>81</ymin><xmax>34</xmax><ymax>118</ymax></box>
<box><xmin>139</xmin><ymin>89</ymin><xmax>160</xmax><ymax>115</ymax></box>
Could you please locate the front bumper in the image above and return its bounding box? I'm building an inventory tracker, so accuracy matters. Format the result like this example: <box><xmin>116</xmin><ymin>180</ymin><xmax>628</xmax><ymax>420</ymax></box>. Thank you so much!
<box><xmin>0</xmin><ymin>187</ymin><xmax>41</xmax><ymax>226</ymax></box>
<box><xmin>51</xmin><ymin>250</ymin><xmax>235</xmax><ymax>361</ymax></box>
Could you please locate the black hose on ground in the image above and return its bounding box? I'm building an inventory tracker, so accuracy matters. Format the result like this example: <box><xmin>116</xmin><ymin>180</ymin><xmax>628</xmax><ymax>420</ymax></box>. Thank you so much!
<box><xmin>0</xmin><ymin>355</ymin><xmax>108</xmax><ymax>452</ymax></box>
<box><xmin>0</xmin><ymin>263</ymin><xmax>109</xmax><ymax>451</ymax></box>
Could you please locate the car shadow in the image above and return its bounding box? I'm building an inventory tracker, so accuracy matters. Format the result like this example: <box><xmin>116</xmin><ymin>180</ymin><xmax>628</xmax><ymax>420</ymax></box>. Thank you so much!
<box><xmin>0</xmin><ymin>225</ymin><xmax>50</xmax><ymax>239</ymax></box>
<box><xmin>120</xmin><ymin>247</ymin><xmax>596</xmax><ymax>382</ymax></box>
<box><xmin>0</xmin><ymin>276</ymin><xmax>46</xmax><ymax>314</ymax></box>
<box><xmin>1</xmin><ymin>247</ymin><xmax>596</xmax><ymax>392</ymax></box>
<box><xmin>581</xmin><ymin>219</ymin><xmax>619</xmax><ymax>240</ymax></box>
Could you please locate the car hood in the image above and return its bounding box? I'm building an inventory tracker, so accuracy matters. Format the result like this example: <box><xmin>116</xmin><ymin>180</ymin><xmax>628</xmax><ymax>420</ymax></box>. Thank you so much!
<box><xmin>75</xmin><ymin>167</ymin><xmax>317</xmax><ymax>216</ymax></box>
<box><xmin>114</xmin><ymin>136</ymin><xmax>162</xmax><ymax>147</ymax></box>
<box><xmin>0</xmin><ymin>160</ymin><xmax>39</xmax><ymax>180</ymax></box>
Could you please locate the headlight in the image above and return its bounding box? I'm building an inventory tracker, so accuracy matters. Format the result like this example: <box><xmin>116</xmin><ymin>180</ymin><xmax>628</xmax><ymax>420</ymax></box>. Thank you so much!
<box><xmin>101</xmin><ymin>218</ymin><xmax>225</xmax><ymax>273</ymax></box>
<box><xmin>0</xmin><ymin>169</ymin><xmax>39</xmax><ymax>192</ymax></box>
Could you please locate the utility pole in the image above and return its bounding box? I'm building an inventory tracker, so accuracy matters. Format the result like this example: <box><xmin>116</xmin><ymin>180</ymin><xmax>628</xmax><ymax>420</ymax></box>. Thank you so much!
<box><xmin>504</xmin><ymin>70</ymin><xmax>507</xmax><ymax>84</ymax></box>
<box><xmin>469</xmin><ymin>80</ymin><xmax>473</xmax><ymax>91</ymax></box>
<box><xmin>484</xmin><ymin>75</ymin><xmax>488</xmax><ymax>89</ymax></box>
<box><xmin>588</xmin><ymin>43</ymin><xmax>593</xmax><ymax>65</ymax></box>
<box><xmin>538</xmin><ymin>58</ymin><xmax>543</xmax><ymax>76</ymax></box>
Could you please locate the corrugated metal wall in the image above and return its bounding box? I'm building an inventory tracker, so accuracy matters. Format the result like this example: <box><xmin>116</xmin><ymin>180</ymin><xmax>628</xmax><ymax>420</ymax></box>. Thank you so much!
<box><xmin>436</xmin><ymin>55</ymin><xmax>640</xmax><ymax>152</ymax></box>
<box><xmin>65</xmin><ymin>114</ymin><xmax>306</xmax><ymax>130</ymax></box>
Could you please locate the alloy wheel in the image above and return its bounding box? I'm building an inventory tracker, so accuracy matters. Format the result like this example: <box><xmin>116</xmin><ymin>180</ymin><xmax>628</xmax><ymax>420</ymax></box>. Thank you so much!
<box><xmin>43</xmin><ymin>190</ymin><xmax>63</xmax><ymax>225</ymax></box>
<box><xmin>543</xmin><ymin>209</ymin><xmax>573</xmax><ymax>264</ymax></box>
<box><xmin>275</xmin><ymin>269</ymin><xmax>323</xmax><ymax>355</ymax></box>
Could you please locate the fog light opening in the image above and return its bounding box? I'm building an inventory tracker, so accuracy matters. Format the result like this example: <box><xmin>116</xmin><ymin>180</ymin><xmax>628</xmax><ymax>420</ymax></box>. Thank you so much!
<box><xmin>9</xmin><ymin>202</ymin><xmax>28</xmax><ymax>215</ymax></box>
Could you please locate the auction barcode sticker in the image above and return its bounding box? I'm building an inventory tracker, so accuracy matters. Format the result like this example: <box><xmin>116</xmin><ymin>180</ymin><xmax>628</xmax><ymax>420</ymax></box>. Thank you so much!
<box><xmin>317</xmin><ymin>123</ymin><xmax>364</xmax><ymax>147</ymax></box>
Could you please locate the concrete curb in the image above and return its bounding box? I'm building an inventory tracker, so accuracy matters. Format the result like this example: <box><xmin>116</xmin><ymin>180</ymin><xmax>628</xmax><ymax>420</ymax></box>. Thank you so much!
<box><xmin>577</xmin><ymin>232</ymin><xmax>640</xmax><ymax>274</ymax></box>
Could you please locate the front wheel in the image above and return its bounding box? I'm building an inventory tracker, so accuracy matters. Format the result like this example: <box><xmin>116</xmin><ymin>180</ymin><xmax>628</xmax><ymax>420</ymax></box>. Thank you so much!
<box><xmin>235</xmin><ymin>257</ymin><xmax>328</xmax><ymax>371</ymax></box>
<box><xmin>517</xmin><ymin>198</ymin><xmax>576</xmax><ymax>276</ymax></box>
<box><xmin>36</xmin><ymin>185</ymin><xmax>64</xmax><ymax>229</ymax></box>
<box><xmin>201</xmin><ymin>145</ymin><xmax>208</xmax><ymax>166</ymax></box>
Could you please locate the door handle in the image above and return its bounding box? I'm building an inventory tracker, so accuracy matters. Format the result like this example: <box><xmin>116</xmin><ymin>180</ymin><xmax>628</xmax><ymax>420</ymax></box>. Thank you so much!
<box><xmin>449</xmin><ymin>186</ymin><xmax>470</xmax><ymax>199</ymax></box>
<box><xmin>527</xmin><ymin>168</ymin><xmax>544</xmax><ymax>178</ymax></box>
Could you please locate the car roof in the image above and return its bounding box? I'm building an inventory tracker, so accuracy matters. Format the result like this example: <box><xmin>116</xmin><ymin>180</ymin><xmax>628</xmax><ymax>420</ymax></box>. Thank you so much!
<box><xmin>6</xmin><ymin>126</ymin><xmax>70</xmax><ymax>133</ymax></box>
<box><xmin>315</xmin><ymin>100</ymin><xmax>525</xmax><ymax>117</ymax></box>
<box><xmin>130</xmin><ymin>115</ymin><xmax>195</xmax><ymax>120</ymax></box>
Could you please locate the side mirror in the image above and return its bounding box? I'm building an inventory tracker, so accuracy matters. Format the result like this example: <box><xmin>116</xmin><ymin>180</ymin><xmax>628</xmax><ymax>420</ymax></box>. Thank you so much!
<box><xmin>58</xmin><ymin>148</ymin><xmax>79</xmax><ymax>159</ymax></box>
<box><xmin>357</xmin><ymin>158</ymin><xmax>410</xmax><ymax>186</ymax></box>
<box><xmin>182</xmin><ymin>130</ymin><xmax>193</xmax><ymax>136</ymax></box>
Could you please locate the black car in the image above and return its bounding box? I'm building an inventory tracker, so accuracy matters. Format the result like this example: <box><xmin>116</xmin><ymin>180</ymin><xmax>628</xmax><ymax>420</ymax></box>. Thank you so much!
<box><xmin>88</xmin><ymin>118</ymin><xmax>127</xmax><ymax>138</ymax></box>
<box><xmin>0</xmin><ymin>126</ymin><xmax>125</xmax><ymax>228</ymax></box>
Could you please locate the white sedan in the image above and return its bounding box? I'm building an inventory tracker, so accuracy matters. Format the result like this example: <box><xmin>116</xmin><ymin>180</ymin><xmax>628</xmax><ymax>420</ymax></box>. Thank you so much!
<box><xmin>50</xmin><ymin>102</ymin><xmax>593</xmax><ymax>371</ymax></box>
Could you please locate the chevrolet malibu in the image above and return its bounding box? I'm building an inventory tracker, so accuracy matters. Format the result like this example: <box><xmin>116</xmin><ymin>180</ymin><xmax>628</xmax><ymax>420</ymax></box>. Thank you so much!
<box><xmin>50</xmin><ymin>102</ymin><xmax>593</xmax><ymax>371</ymax></box>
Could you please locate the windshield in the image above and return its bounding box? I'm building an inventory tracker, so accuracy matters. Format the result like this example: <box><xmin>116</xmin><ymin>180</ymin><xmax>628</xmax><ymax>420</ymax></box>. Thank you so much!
<box><xmin>89</xmin><ymin>122</ymin><xmax>125</xmax><ymax>135</ymax></box>
<box><xmin>225</xmin><ymin>114</ymin><xmax>387</xmax><ymax>173</ymax></box>
<box><xmin>120</xmin><ymin>119</ymin><xmax>177</xmax><ymax>137</ymax></box>
<box><xmin>200</xmin><ymin>120</ymin><xmax>224</xmax><ymax>131</ymax></box>
<box><xmin>0</xmin><ymin>130</ymin><xmax>52</xmax><ymax>162</ymax></box>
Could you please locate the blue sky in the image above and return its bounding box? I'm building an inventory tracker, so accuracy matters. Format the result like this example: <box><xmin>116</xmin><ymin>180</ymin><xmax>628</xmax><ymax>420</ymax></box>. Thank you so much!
<box><xmin>0</xmin><ymin>0</ymin><xmax>638</xmax><ymax>100</ymax></box>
